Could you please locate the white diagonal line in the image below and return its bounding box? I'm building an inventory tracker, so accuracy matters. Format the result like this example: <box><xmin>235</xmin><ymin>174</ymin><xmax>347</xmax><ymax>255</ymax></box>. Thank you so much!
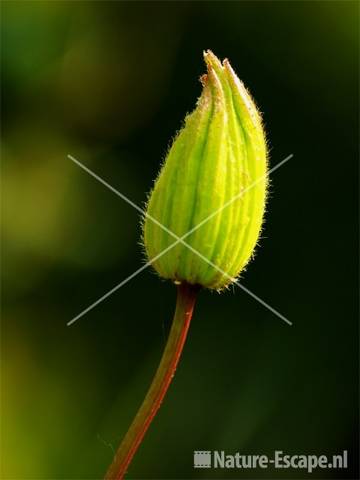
<box><xmin>68</xmin><ymin>154</ymin><xmax>293</xmax><ymax>248</ymax></box>
<box><xmin>67</xmin><ymin>240</ymin><xmax>183</xmax><ymax>326</ymax></box>
<box><xmin>234</xmin><ymin>282</ymin><xmax>291</xmax><ymax>325</ymax></box>
<box><xmin>67</xmin><ymin>263</ymin><xmax>151</xmax><ymax>326</ymax></box>
<box><xmin>68</xmin><ymin>155</ymin><xmax>146</xmax><ymax>217</ymax></box>
<box><xmin>177</xmin><ymin>154</ymin><xmax>293</xmax><ymax>241</ymax></box>
<box><xmin>68</xmin><ymin>233</ymin><xmax>290</xmax><ymax>326</ymax></box>
<box><xmin>68</xmin><ymin>153</ymin><xmax>292</xmax><ymax>326</ymax></box>
<box><xmin>175</xmin><ymin>241</ymin><xmax>292</xmax><ymax>326</ymax></box>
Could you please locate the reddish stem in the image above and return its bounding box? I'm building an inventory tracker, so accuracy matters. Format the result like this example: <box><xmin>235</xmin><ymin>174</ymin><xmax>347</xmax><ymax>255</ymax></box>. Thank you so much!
<box><xmin>105</xmin><ymin>282</ymin><xmax>199</xmax><ymax>479</ymax></box>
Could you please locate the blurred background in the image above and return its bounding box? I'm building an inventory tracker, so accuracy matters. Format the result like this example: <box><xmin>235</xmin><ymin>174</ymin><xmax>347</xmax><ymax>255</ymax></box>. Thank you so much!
<box><xmin>1</xmin><ymin>1</ymin><xmax>358</xmax><ymax>479</ymax></box>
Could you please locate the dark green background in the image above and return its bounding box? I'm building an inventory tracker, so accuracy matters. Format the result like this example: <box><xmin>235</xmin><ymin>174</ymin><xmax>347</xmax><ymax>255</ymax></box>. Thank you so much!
<box><xmin>1</xmin><ymin>1</ymin><xmax>358</xmax><ymax>479</ymax></box>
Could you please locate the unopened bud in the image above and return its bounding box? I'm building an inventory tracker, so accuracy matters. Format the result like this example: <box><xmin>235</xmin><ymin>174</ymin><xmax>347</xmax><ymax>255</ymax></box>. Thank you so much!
<box><xmin>143</xmin><ymin>50</ymin><xmax>267</xmax><ymax>290</ymax></box>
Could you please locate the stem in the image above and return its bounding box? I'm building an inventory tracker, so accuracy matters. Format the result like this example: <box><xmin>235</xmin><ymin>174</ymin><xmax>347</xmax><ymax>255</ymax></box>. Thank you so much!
<box><xmin>105</xmin><ymin>282</ymin><xmax>199</xmax><ymax>479</ymax></box>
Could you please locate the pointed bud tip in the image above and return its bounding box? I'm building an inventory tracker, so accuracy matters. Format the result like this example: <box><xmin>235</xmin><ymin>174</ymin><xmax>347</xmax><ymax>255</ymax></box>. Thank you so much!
<box><xmin>203</xmin><ymin>49</ymin><xmax>214</xmax><ymax>59</ymax></box>
<box><xmin>203</xmin><ymin>50</ymin><xmax>224</xmax><ymax>72</ymax></box>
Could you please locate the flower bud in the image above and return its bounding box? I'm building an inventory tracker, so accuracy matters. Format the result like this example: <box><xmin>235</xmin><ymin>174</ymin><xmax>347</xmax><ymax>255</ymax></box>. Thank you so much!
<box><xmin>143</xmin><ymin>51</ymin><xmax>267</xmax><ymax>290</ymax></box>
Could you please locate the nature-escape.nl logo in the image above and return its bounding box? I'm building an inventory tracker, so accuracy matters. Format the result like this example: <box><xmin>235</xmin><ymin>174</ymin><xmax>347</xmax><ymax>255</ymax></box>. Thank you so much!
<box><xmin>193</xmin><ymin>450</ymin><xmax>348</xmax><ymax>473</ymax></box>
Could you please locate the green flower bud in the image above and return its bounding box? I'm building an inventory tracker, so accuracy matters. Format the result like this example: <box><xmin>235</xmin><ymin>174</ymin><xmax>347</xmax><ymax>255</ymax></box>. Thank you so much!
<box><xmin>143</xmin><ymin>51</ymin><xmax>267</xmax><ymax>290</ymax></box>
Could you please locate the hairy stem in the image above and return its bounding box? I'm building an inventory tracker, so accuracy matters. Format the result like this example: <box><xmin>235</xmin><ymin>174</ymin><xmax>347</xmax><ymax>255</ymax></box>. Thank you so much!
<box><xmin>105</xmin><ymin>282</ymin><xmax>199</xmax><ymax>479</ymax></box>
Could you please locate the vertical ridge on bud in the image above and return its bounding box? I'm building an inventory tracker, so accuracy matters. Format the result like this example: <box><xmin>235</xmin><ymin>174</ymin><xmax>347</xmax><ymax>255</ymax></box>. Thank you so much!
<box><xmin>223</xmin><ymin>60</ymin><xmax>267</xmax><ymax>275</ymax></box>
<box><xmin>200</xmin><ymin>51</ymin><xmax>249</xmax><ymax>286</ymax></box>
<box><xmin>185</xmin><ymin>61</ymin><xmax>228</xmax><ymax>284</ymax></box>
<box><xmin>145</xmin><ymin>81</ymin><xmax>214</xmax><ymax>279</ymax></box>
<box><xmin>143</xmin><ymin>51</ymin><xmax>268</xmax><ymax>290</ymax></box>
